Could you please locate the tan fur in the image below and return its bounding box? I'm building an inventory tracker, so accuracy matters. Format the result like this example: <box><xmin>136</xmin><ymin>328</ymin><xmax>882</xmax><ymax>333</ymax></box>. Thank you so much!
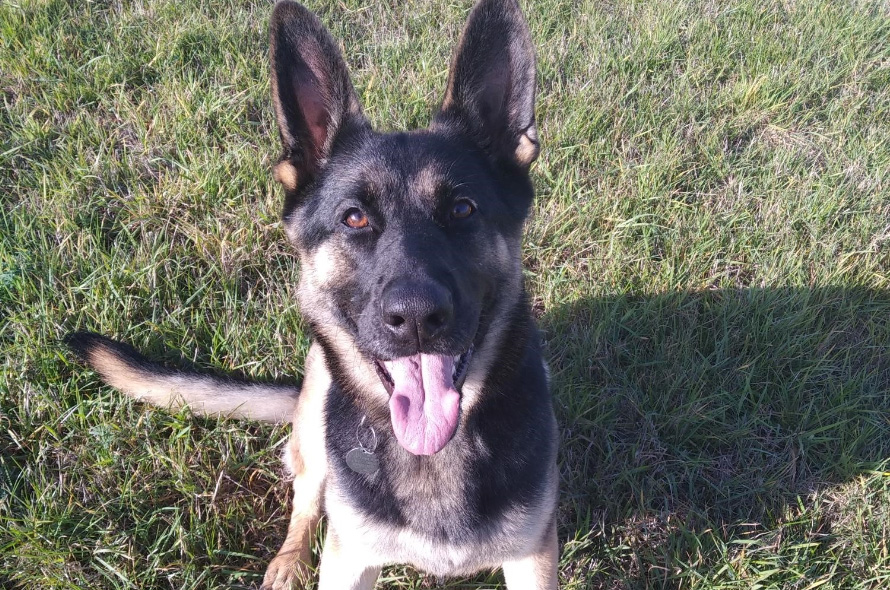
<box><xmin>321</xmin><ymin>328</ymin><xmax>390</xmax><ymax>403</ymax></box>
<box><xmin>296</xmin><ymin>245</ymin><xmax>390</xmax><ymax>407</ymax></box>
<box><xmin>316</xmin><ymin>529</ymin><xmax>382</xmax><ymax>590</ymax></box>
<box><xmin>412</xmin><ymin>163</ymin><xmax>444</xmax><ymax>199</ymax></box>
<box><xmin>273</xmin><ymin>161</ymin><xmax>300</xmax><ymax>191</ymax></box>
<box><xmin>84</xmin><ymin>344</ymin><xmax>297</xmax><ymax>423</ymax></box>
<box><xmin>502</xmin><ymin>516</ymin><xmax>559</xmax><ymax>590</ymax></box>
<box><xmin>262</xmin><ymin>343</ymin><xmax>329</xmax><ymax>590</ymax></box>
<box><xmin>515</xmin><ymin>131</ymin><xmax>540</xmax><ymax>167</ymax></box>
<box><xmin>301</xmin><ymin>242</ymin><xmax>348</xmax><ymax>289</ymax></box>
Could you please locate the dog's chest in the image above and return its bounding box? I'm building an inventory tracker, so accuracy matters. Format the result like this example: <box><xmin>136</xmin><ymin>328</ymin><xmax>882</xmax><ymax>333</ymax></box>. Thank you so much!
<box><xmin>322</xmin><ymin>362</ymin><xmax>557</xmax><ymax>575</ymax></box>
<box><xmin>326</xmin><ymin>487</ymin><xmax>551</xmax><ymax>576</ymax></box>
<box><xmin>324</xmin><ymin>448</ymin><xmax>555</xmax><ymax>576</ymax></box>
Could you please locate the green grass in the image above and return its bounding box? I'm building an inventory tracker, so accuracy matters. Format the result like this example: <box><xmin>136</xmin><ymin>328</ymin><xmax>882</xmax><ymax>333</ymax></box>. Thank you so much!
<box><xmin>2</xmin><ymin>0</ymin><xmax>889</xmax><ymax>588</ymax></box>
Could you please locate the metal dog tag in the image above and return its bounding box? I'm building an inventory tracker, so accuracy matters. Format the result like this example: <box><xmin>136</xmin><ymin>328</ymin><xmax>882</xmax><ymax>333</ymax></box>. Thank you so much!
<box><xmin>345</xmin><ymin>448</ymin><xmax>379</xmax><ymax>475</ymax></box>
<box><xmin>346</xmin><ymin>416</ymin><xmax>379</xmax><ymax>475</ymax></box>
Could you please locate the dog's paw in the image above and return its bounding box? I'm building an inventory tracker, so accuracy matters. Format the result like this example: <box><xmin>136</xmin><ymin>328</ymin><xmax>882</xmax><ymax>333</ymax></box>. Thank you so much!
<box><xmin>260</xmin><ymin>554</ymin><xmax>311</xmax><ymax>590</ymax></box>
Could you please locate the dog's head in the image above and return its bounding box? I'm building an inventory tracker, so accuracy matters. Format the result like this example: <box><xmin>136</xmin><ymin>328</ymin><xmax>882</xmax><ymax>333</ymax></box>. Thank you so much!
<box><xmin>269</xmin><ymin>0</ymin><xmax>538</xmax><ymax>456</ymax></box>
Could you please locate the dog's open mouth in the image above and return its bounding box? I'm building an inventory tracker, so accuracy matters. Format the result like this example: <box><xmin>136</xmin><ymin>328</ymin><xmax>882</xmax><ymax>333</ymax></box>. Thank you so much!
<box><xmin>374</xmin><ymin>347</ymin><xmax>474</xmax><ymax>456</ymax></box>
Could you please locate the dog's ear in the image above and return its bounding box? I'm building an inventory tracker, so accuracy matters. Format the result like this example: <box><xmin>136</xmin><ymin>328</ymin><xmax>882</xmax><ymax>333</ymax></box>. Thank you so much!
<box><xmin>269</xmin><ymin>1</ymin><xmax>366</xmax><ymax>199</ymax></box>
<box><xmin>436</xmin><ymin>0</ymin><xmax>538</xmax><ymax>169</ymax></box>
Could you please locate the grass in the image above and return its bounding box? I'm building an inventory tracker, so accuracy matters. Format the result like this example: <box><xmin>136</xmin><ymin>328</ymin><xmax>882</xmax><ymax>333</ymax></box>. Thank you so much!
<box><xmin>1</xmin><ymin>0</ymin><xmax>889</xmax><ymax>588</ymax></box>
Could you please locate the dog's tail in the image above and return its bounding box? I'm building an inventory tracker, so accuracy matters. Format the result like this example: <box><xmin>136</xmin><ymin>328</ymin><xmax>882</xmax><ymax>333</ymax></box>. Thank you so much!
<box><xmin>64</xmin><ymin>332</ymin><xmax>299</xmax><ymax>423</ymax></box>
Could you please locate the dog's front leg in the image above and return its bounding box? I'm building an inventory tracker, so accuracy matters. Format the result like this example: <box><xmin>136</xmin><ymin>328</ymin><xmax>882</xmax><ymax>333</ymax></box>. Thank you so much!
<box><xmin>262</xmin><ymin>343</ymin><xmax>331</xmax><ymax>590</ymax></box>
<box><xmin>502</xmin><ymin>517</ymin><xmax>559</xmax><ymax>590</ymax></box>
<box><xmin>261</xmin><ymin>480</ymin><xmax>322</xmax><ymax>590</ymax></box>
<box><xmin>316</xmin><ymin>527</ymin><xmax>381</xmax><ymax>590</ymax></box>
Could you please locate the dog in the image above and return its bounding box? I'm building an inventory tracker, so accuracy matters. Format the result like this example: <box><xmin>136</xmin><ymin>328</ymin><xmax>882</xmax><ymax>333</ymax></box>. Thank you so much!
<box><xmin>66</xmin><ymin>0</ymin><xmax>558</xmax><ymax>588</ymax></box>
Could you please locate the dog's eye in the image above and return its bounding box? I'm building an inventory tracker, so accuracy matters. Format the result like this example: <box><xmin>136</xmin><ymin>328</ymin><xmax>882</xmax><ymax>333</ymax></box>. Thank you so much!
<box><xmin>450</xmin><ymin>199</ymin><xmax>475</xmax><ymax>220</ymax></box>
<box><xmin>343</xmin><ymin>208</ymin><xmax>370</xmax><ymax>229</ymax></box>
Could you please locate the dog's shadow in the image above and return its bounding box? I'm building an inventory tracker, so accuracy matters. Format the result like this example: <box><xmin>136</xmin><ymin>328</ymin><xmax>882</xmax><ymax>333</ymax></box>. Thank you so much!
<box><xmin>540</xmin><ymin>286</ymin><xmax>890</xmax><ymax>585</ymax></box>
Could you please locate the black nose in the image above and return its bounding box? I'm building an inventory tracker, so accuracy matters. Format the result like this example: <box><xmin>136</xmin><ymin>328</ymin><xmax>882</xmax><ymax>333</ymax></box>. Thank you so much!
<box><xmin>381</xmin><ymin>279</ymin><xmax>454</xmax><ymax>347</ymax></box>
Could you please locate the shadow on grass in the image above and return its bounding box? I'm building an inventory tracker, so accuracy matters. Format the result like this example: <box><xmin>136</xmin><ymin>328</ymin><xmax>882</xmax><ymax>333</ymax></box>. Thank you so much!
<box><xmin>542</xmin><ymin>286</ymin><xmax>890</xmax><ymax>582</ymax></box>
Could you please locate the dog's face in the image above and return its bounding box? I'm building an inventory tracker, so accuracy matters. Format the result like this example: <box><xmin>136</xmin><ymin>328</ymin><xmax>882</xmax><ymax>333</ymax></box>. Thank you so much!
<box><xmin>269</xmin><ymin>0</ymin><xmax>538</xmax><ymax>456</ymax></box>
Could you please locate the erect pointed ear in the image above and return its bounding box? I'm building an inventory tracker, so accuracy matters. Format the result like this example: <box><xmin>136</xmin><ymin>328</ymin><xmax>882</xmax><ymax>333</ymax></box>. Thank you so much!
<box><xmin>435</xmin><ymin>0</ymin><xmax>539</xmax><ymax>169</ymax></box>
<box><xmin>269</xmin><ymin>1</ymin><xmax>366</xmax><ymax>198</ymax></box>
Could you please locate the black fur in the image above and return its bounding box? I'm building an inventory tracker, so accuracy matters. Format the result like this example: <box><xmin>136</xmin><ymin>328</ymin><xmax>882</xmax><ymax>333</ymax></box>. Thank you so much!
<box><xmin>269</xmin><ymin>0</ymin><xmax>368</xmax><ymax>217</ymax></box>
<box><xmin>435</xmin><ymin>0</ymin><xmax>539</xmax><ymax>167</ymax></box>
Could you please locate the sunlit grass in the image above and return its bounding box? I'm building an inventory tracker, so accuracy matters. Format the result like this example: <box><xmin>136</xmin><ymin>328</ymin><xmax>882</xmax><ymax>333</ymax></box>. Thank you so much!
<box><xmin>2</xmin><ymin>0</ymin><xmax>889</xmax><ymax>588</ymax></box>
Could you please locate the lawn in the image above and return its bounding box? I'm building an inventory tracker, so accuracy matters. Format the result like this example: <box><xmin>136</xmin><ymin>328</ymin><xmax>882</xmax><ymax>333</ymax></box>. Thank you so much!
<box><xmin>2</xmin><ymin>0</ymin><xmax>889</xmax><ymax>588</ymax></box>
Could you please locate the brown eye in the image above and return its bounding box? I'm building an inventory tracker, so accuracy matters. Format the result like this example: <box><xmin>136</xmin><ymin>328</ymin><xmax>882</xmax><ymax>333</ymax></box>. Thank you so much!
<box><xmin>451</xmin><ymin>199</ymin><xmax>475</xmax><ymax>220</ymax></box>
<box><xmin>343</xmin><ymin>208</ymin><xmax>369</xmax><ymax>229</ymax></box>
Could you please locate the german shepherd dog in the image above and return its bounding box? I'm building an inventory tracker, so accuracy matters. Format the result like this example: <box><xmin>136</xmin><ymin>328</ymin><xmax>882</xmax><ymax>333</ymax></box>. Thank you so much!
<box><xmin>66</xmin><ymin>0</ymin><xmax>558</xmax><ymax>588</ymax></box>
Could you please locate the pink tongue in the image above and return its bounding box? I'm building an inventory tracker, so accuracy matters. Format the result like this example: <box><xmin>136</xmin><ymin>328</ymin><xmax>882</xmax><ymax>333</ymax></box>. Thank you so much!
<box><xmin>383</xmin><ymin>354</ymin><xmax>461</xmax><ymax>456</ymax></box>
